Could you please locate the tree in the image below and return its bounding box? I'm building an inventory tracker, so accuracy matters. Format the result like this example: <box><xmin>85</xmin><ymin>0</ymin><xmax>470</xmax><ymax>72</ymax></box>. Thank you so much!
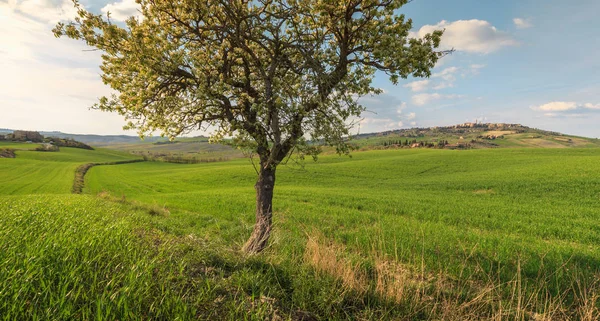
<box><xmin>54</xmin><ymin>0</ymin><xmax>446</xmax><ymax>253</ymax></box>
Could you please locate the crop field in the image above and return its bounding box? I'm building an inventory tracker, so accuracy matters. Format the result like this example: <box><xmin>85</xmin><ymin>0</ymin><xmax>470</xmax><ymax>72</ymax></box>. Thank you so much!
<box><xmin>0</xmin><ymin>148</ymin><xmax>139</xmax><ymax>195</ymax></box>
<box><xmin>86</xmin><ymin>149</ymin><xmax>600</xmax><ymax>275</ymax></box>
<box><xmin>1</xmin><ymin>147</ymin><xmax>600</xmax><ymax>319</ymax></box>
<box><xmin>85</xmin><ymin>148</ymin><xmax>600</xmax><ymax>318</ymax></box>
<box><xmin>0</xmin><ymin>142</ymin><xmax>42</xmax><ymax>150</ymax></box>
<box><xmin>92</xmin><ymin>137</ymin><xmax>243</xmax><ymax>163</ymax></box>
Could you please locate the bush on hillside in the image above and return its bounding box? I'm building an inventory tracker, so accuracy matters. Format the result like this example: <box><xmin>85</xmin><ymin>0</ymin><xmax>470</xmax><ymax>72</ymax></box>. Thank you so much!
<box><xmin>35</xmin><ymin>144</ymin><xmax>60</xmax><ymax>152</ymax></box>
<box><xmin>0</xmin><ymin>149</ymin><xmax>16</xmax><ymax>158</ymax></box>
<box><xmin>45</xmin><ymin>137</ymin><xmax>94</xmax><ymax>150</ymax></box>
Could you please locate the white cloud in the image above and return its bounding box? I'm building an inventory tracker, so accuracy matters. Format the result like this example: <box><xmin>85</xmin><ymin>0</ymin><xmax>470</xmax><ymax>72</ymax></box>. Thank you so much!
<box><xmin>412</xmin><ymin>93</ymin><xmax>439</xmax><ymax>106</ymax></box>
<box><xmin>433</xmin><ymin>66</ymin><xmax>459</xmax><ymax>79</ymax></box>
<box><xmin>0</xmin><ymin>1</ymin><xmax>130</xmax><ymax>134</ymax></box>
<box><xmin>413</xmin><ymin>20</ymin><xmax>518</xmax><ymax>54</ymax></box>
<box><xmin>410</xmin><ymin>121</ymin><xmax>417</xmax><ymax>127</ymax></box>
<box><xmin>359</xmin><ymin>118</ymin><xmax>403</xmax><ymax>130</ymax></box>
<box><xmin>467</xmin><ymin>64</ymin><xmax>486</xmax><ymax>76</ymax></box>
<box><xmin>433</xmin><ymin>83</ymin><xmax>452</xmax><ymax>90</ymax></box>
<box><xmin>513</xmin><ymin>18</ymin><xmax>533</xmax><ymax>29</ymax></box>
<box><xmin>412</xmin><ymin>93</ymin><xmax>464</xmax><ymax>106</ymax></box>
<box><xmin>101</xmin><ymin>0</ymin><xmax>142</xmax><ymax>21</ymax></box>
<box><xmin>431</xmin><ymin>66</ymin><xmax>459</xmax><ymax>89</ymax></box>
<box><xmin>584</xmin><ymin>103</ymin><xmax>600</xmax><ymax>110</ymax></box>
<box><xmin>6</xmin><ymin>0</ymin><xmax>77</xmax><ymax>23</ymax></box>
<box><xmin>397</xmin><ymin>102</ymin><xmax>407</xmax><ymax>113</ymax></box>
<box><xmin>406</xmin><ymin>112</ymin><xmax>416</xmax><ymax>120</ymax></box>
<box><xmin>533</xmin><ymin>101</ymin><xmax>577</xmax><ymax>111</ymax></box>
<box><xmin>403</xmin><ymin>80</ymin><xmax>429</xmax><ymax>92</ymax></box>
<box><xmin>532</xmin><ymin>101</ymin><xmax>600</xmax><ymax>117</ymax></box>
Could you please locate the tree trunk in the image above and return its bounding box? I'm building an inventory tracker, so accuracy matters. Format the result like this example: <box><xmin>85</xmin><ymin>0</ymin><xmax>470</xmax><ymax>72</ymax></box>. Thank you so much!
<box><xmin>242</xmin><ymin>165</ymin><xmax>276</xmax><ymax>254</ymax></box>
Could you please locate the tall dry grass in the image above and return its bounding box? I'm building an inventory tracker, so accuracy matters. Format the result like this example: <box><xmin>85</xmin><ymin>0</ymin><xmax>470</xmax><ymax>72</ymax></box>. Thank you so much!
<box><xmin>304</xmin><ymin>231</ymin><xmax>599</xmax><ymax>320</ymax></box>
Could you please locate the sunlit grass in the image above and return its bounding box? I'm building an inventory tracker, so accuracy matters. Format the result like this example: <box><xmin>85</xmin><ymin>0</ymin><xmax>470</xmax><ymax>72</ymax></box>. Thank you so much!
<box><xmin>0</xmin><ymin>148</ymin><xmax>140</xmax><ymax>195</ymax></box>
<box><xmin>87</xmin><ymin>148</ymin><xmax>600</xmax><ymax>295</ymax></box>
<box><xmin>1</xmin><ymin>147</ymin><xmax>599</xmax><ymax>319</ymax></box>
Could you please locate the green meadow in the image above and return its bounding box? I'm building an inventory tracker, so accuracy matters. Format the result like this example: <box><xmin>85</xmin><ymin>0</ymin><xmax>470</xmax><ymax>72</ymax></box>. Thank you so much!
<box><xmin>86</xmin><ymin>149</ymin><xmax>600</xmax><ymax>283</ymax></box>
<box><xmin>0</xmin><ymin>148</ymin><xmax>138</xmax><ymax>195</ymax></box>
<box><xmin>1</xmin><ymin>146</ymin><xmax>599</xmax><ymax>319</ymax></box>
<box><xmin>0</xmin><ymin>142</ymin><xmax>42</xmax><ymax>150</ymax></box>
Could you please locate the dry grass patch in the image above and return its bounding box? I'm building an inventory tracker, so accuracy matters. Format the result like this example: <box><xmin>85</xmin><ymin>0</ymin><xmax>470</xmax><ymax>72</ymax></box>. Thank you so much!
<box><xmin>487</xmin><ymin>131</ymin><xmax>515</xmax><ymax>136</ymax></box>
<box><xmin>98</xmin><ymin>191</ymin><xmax>170</xmax><ymax>217</ymax></box>
<box><xmin>304</xmin><ymin>232</ymin><xmax>368</xmax><ymax>294</ymax></box>
<box><xmin>303</xmin><ymin>232</ymin><xmax>600</xmax><ymax>320</ymax></box>
<box><xmin>520</xmin><ymin>139</ymin><xmax>567</xmax><ymax>148</ymax></box>
<box><xmin>473</xmin><ymin>189</ymin><xmax>495</xmax><ymax>195</ymax></box>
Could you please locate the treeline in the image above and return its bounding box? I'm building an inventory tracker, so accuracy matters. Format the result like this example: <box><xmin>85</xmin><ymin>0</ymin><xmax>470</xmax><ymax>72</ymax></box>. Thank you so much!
<box><xmin>381</xmin><ymin>139</ymin><xmax>449</xmax><ymax>148</ymax></box>
<box><xmin>132</xmin><ymin>151</ymin><xmax>229</xmax><ymax>164</ymax></box>
<box><xmin>0</xmin><ymin>149</ymin><xmax>16</xmax><ymax>158</ymax></box>
<box><xmin>45</xmin><ymin>137</ymin><xmax>94</xmax><ymax>150</ymax></box>
<box><xmin>143</xmin><ymin>155</ymin><xmax>230</xmax><ymax>164</ymax></box>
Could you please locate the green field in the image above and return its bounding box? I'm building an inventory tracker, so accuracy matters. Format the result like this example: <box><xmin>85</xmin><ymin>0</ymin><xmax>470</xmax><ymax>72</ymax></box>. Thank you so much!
<box><xmin>86</xmin><ymin>149</ymin><xmax>600</xmax><ymax>277</ymax></box>
<box><xmin>92</xmin><ymin>137</ymin><xmax>244</xmax><ymax>163</ymax></box>
<box><xmin>0</xmin><ymin>141</ymin><xmax>42</xmax><ymax>150</ymax></box>
<box><xmin>0</xmin><ymin>148</ymin><xmax>139</xmax><ymax>194</ymax></box>
<box><xmin>1</xmin><ymin>147</ymin><xmax>599</xmax><ymax>319</ymax></box>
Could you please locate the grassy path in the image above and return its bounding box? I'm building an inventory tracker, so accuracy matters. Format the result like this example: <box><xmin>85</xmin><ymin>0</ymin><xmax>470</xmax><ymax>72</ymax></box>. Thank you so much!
<box><xmin>72</xmin><ymin>159</ymin><xmax>145</xmax><ymax>194</ymax></box>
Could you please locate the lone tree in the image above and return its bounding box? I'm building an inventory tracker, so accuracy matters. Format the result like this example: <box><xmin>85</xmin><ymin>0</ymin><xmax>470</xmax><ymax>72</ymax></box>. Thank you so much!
<box><xmin>55</xmin><ymin>0</ymin><xmax>446</xmax><ymax>253</ymax></box>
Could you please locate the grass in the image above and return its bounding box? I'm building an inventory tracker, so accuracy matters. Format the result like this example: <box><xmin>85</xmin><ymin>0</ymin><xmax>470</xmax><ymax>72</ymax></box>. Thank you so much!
<box><xmin>1</xmin><ymin>146</ymin><xmax>599</xmax><ymax>319</ymax></box>
<box><xmin>354</xmin><ymin>131</ymin><xmax>600</xmax><ymax>150</ymax></box>
<box><xmin>84</xmin><ymin>148</ymin><xmax>600</xmax><ymax>318</ymax></box>
<box><xmin>0</xmin><ymin>195</ymin><xmax>240</xmax><ymax>320</ymax></box>
<box><xmin>0</xmin><ymin>147</ymin><xmax>140</xmax><ymax>195</ymax></box>
<box><xmin>0</xmin><ymin>142</ymin><xmax>42</xmax><ymax>150</ymax></box>
<box><xmin>92</xmin><ymin>137</ymin><xmax>243</xmax><ymax>163</ymax></box>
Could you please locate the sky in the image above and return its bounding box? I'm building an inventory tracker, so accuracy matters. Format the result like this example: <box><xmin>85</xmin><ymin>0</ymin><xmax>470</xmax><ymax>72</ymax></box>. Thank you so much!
<box><xmin>1</xmin><ymin>0</ymin><xmax>599</xmax><ymax>138</ymax></box>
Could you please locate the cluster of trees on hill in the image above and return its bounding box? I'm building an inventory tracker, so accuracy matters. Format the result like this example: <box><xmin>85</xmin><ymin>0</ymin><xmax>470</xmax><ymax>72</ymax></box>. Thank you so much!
<box><xmin>0</xmin><ymin>130</ymin><xmax>44</xmax><ymax>142</ymax></box>
<box><xmin>0</xmin><ymin>149</ymin><xmax>16</xmax><ymax>158</ymax></box>
<box><xmin>359</xmin><ymin>123</ymin><xmax>531</xmax><ymax>140</ymax></box>
<box><xmin>381</xmin><ymin>139</ymin><xmax>449</xmax><ymax>148</ymax></box>
<box><xmin>132</xmin><ymin>151</ymin><xmax>229</xmax><ymax>164</ymax></box>
<box><xmin>0</xmin><ymin>130</ymin><xmax>94</xmax><ymax>150</ymax></box>
<box><xmin>44</xmin><ymin>137</ymin><xmax>94</xmax><ymax>150</ymax></box>
<box><xmin>35</xmin><ymin>144</ymin><xmax>60</xmax><ymax>152</ymax></box>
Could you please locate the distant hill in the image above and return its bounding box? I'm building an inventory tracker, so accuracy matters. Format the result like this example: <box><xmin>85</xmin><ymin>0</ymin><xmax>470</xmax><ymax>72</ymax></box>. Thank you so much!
<box><xmin>351</xmin><ymin>122</ymin><xmax>600</xmax><ymax>149</ymax></box>
<box><xmin>0</xmin><ymin>128</ymin><xmax>180</xmax><ymax>144</ymax></box>
<box><xmin>38</xmin><ymin>131</ymin><xmax>171</xmax><ymax>145</ymax></box>
<box><xmin>3</xmin><ymin>123</ymin><xmax>599</xmax><ymax>152</ymax></box>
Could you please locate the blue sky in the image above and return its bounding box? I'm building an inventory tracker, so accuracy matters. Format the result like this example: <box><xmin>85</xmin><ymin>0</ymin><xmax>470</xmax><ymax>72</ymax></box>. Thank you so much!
<box><xmin>1</xmin><ymin>0</ymin><xmax>599</xmax><ymax>137</ymax></box>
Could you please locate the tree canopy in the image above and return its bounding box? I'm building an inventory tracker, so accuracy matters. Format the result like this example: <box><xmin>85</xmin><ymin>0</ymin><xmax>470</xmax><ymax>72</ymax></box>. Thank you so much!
<box><xmin>55</xmin><ymin>0</ymin><xmax>446</xmax><ymax>253</ymax></box>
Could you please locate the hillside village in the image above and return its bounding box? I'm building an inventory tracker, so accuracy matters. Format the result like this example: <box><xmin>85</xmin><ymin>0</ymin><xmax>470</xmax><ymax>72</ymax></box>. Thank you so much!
<box><xmin>361</xmin><ymin>122</ymin><xmax>559</xmax><ymax>139</ymax></box>
<box><xmin>346</xmin><ymin>122</ymin><xmax>600</xmax><ymax>150</ymax></box>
